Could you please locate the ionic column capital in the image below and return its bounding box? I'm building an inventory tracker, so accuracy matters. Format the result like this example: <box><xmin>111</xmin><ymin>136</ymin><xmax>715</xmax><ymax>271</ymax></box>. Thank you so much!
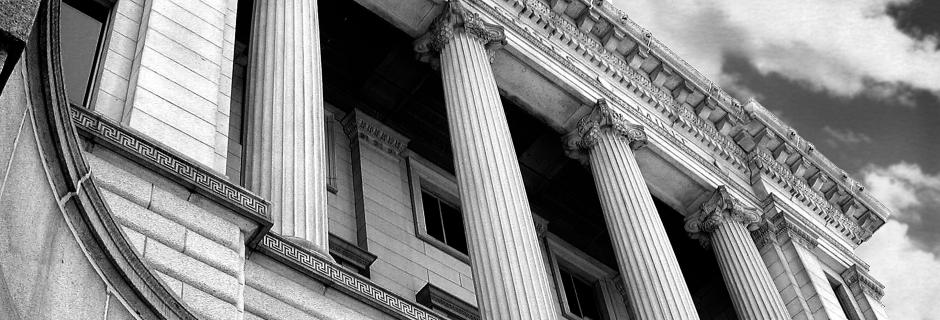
<box><xmin>685</xmin><ymin>186</ymin><xmax>762</xmax><ymax>245</ymax></box>
<box><xmin>414</xmin><ymin>0</ymin><xmax>506</xmax><ymax>62</ymax></box>
<box><xmin>564</xmin><ymin>99</ymin><xmax>647</xmax><ymax>161</ymax></box>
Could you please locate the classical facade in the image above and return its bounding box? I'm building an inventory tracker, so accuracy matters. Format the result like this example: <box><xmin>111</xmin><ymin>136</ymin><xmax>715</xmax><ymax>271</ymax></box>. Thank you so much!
<box><xmin>0</xmin><ymin>0</ymin><xmax>891</xmax><ymax>319</ymax></box>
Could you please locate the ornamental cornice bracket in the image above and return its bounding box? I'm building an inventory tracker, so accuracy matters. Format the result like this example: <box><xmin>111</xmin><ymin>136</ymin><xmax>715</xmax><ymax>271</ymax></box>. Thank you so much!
<box><xmin>341</xmin><ymin>109</ymin><xmax>410</xmax><ymax>157</ymax></box>
<box><xmin>685</xmin><ymin>186</ymin><xmax>762</xmax><ymax>247</ymax></box>
<box><xmin>413</xmin><ymin>0</ymin><xmax>507</xmax><ymax>64</ymax></box>
<box><xmin>564</xmin><ymin>99</ymin><xmax>647</xmax><ymax>162</ymax></box>
<box><xmin>841</xmin><ymin>264</ymin><xmax>885</xmax><ymax>301</ymax></box>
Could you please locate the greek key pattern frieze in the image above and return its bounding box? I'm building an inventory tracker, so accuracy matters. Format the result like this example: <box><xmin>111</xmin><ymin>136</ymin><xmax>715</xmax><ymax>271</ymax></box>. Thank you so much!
<box><xmin>69</xmin><ymin>107</ymin><xmax>270</xmax><ymax>221</ymax></box>
<box><xmin>260</xmin><ymin>235</ymin><xmax>444</xmax><ymax>320</ymax></box>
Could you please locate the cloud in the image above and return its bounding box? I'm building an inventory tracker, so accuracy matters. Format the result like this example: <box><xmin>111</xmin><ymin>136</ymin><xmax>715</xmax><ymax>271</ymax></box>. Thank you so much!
<box><xmin>612</xmin><ymin>0</ymin><xmax>940</xmax><ymax>103</ymax></box>
<box><xmin>822</xmin><ymin>126</ymin><xmax>873</xmax><ymax>146</ymax></box>
<box><xmin>857</xmin><ymin>221</ymin><xmax>940</xmax><ymax>320</ymax></box>
<box><xmin>862</xmin><ymin>162</ymin><xmax>940</xmax><ymax>253</ymax></box>
<box><xmin>857</xmin><ymin>162</ymin><xmax>940</xmax><ymax>319</ymax></box>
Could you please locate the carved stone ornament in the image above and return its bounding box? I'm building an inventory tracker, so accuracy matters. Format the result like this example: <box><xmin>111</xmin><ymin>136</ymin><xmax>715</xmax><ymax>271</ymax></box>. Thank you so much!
<box><xmin>413</xmin><ymin>0</ymin><xmax>507</xmax><ymax>62</ymax></box>
<box><xmin>564</xmin><ymin>99</ymin><xmax>647</xmax><ymax>161</ymax></box>
<box><xmin>341</xmin><ymin>110</ymin><xmax>410</xmax><ymax>157</ymax></box>
<box><xmin>841</xmin><ymin>264</ymin><xmax>885</xmax><ymax>301</ymax></box>
<box><xmin>685</xmin><ymin>186</ymin><xmax>762</xmax><ymax>246</ymax></box>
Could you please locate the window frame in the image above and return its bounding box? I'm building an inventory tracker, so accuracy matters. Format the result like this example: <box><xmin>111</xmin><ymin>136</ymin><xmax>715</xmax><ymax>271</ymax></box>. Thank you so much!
<box><xmin>61</xmin><ymin>0</ymin><xmax>116</xmax><ymax>108</ymax></box>
<box><xmin>406</xmin><ymin>155</ymin><xmax>469</xmax><ymax>264</ymax></box>
<box><xmin>544</xmin><ymin>234</ymin><xmax>621</xmax><ymax>320</ymax></box>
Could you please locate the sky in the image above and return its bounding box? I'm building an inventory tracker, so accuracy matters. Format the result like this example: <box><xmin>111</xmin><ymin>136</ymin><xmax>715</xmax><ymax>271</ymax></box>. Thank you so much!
<box><xmin>609</xmin><ymin>0</ymin><xmax>940</xmax><ymax>318</ymax></box>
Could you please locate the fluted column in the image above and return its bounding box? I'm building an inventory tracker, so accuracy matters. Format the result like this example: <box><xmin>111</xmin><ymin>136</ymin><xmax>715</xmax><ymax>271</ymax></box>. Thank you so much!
<box><xmin>565</xmin><ymin>100</ymin><xmax>700</xmax><ymax>320</ymax></box>
<box><xmin>414</xmin><ymin>2</ymin><xmax>559</xmax><ymax>319</ymax></box>
<box><xmin>245</xmin><ymin>0</ymin><xmax>330</xmax><ymax>258</ymax></box>
<box><xmin>685</xmin><ymin>187</ymin><xmax>790</xmax><ymax>320</ymax></box>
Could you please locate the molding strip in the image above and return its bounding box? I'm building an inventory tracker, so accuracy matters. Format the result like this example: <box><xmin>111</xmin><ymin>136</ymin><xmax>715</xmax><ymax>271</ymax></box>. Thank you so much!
<box><xmin>416</xmin><ymin>283</ymin><xmax>481</xmax><ymax>320</ymax></box>
<box><xmin>329</xmin><ymin>233</ymin><xmax>378</xmax><ymax>275</ymax></box>
<box><xmin>69</xmin><ymin>106</ymin><xmax>272</xmax><ymax>246</ymax></box>
<box><xmin>258</xmin><ymin>234</ymin><xmax>446</xmax><ymax>320</ymax></box>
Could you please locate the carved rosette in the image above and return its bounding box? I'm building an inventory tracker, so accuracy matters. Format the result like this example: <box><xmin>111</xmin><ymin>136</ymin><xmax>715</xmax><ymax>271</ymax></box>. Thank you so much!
<box><xmin>685</xmin><ymin>186</ymin><xmax>762</xmax><ymax>246</ymax></box>
<box><xmin>414</xmin><ymin>0</ymin><xmax>507</xmax><ymax>63</ymax></box>
<box><xmin>565</xmin><ymin>99</ymin><xmax>647</xmax><ymax>161</ymax></box>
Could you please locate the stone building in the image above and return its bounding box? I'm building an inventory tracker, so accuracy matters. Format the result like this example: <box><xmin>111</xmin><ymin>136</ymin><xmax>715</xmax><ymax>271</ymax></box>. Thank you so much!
<box><xmin>0</xmin><ymin>0</ymin><xmax>892</xmax><ymax>319</ymax></box>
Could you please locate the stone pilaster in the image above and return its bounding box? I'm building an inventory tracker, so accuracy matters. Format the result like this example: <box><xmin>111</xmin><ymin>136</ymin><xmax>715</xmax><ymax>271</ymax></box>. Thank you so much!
<box><xmin>245</xmin><ymin>0</ymin><xmax>330</xmax><ymax>259</ymax></box>
<box><xmin>686</xmin><ymin>187</ymin><xmax>790</xmax><ymax>320</ymax></box>
<box><xmin>565</xmin><ymin>99</ymin><xmax>700</xmax><ymax>320</ymax></box>
<box><xmin>342</xmin><ymin>109</ymin><xmax>409</xmax><ymax>250</ymax></box>
<box><xmin>414</xmin><ymin>2</ymin><xmax>560</xmax><ymax>319</ymax></box>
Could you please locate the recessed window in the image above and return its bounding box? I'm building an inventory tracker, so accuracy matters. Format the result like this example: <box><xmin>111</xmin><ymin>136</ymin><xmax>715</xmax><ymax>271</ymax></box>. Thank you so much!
<box><xmin>545</xmin><ymin>234</ymin><xmax>628</xmax><ymax>320</ymax></box>
<box><xmin>407</xmin><ymin>155</ymin><xmax>469</xmax><ymax>262</ymax></box>
<box><xmin>558</xmin><ymin>266</ymin><xmax>603</xmax><ymax>320</ymax></box>
<box><xmin>60</xmin><ymin>0</ymin><xmax>112</xmax><ymax>107</ymax></box>
<box><xmin>420</xmin><ymin>189</ymin><xmax>467</xmax><ymax>255</ymax></box>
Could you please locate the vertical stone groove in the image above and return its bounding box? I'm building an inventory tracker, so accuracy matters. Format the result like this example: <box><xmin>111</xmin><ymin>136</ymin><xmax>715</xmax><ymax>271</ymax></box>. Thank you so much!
<box><xmin>686</xmin><ymin>187</ymin><xmax>790</xmax><ymax>319</ymax></box>
<box><xmin>586</xmin><ymin>130</ymin><xmax>700</xmax><ymax>319</ymax></box>
<box><xmin>439</xmin><ymin>31</ymin><xmax>559</xmax><ymax>320</ymax></box>
<box><xmin>246</xmin><ymin>0</ymin><xmax>330</xmax><ymax>258</ymax></box>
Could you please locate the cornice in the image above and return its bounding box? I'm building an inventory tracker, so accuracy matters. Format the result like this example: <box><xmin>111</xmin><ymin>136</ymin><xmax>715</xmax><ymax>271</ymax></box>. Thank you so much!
<box><xmin>841</xmin><ymin>264</ymin><xmax>885</xmax><ymax>301</ymax></box>
<box><xmin>258</xmin><ymin>234</ymin><xmax>447</xmax><ymax>320</ymax></box>
<box><xmin>342</xmin><ymin>109</ymin><xmax>410</xmax><ymax>157</ymax></box>
<box><xmin>463</xmin><ymin>0</ymin><xmax>759</xmax><ymax>207</ymax></box>
<box><xmin>749</xmin><ymin>148</ymin><xmax>877</xmax><ymax>245</ymax></box>
<box><xmin>476</xmin><ymin>0</ymin><xmax>890</xmax><ymax>243</ymax></box>
<box><xmin>759</xmin><ymin>194</ymin><xmax>872</xmax><ymax>270</ymax></box>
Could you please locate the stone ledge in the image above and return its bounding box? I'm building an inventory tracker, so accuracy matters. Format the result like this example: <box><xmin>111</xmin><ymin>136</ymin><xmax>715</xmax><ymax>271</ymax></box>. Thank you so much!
<box><xmin>416</xmin><ymin>283</ymin><xmax>480</xmax><ymax>320</ymax></box>
<box><xmin>257</xmin><ymin>233</ymin><xmax>447</xmax><ymax>320</ymax></box>
<box><xmin>70</xmin><ymin>105</ymin><xmax>272</xmax><ymax>247</ymax></box>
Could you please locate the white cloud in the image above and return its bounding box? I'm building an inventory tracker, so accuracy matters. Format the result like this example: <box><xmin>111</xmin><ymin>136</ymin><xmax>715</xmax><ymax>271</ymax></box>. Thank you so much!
<box><xmin>612</xmin><ymin>0</ymin><xmax>940</xmax><ymax>102</ymax></box>
<box><xmin>857</xmin><ymin>221</ymin><xmax>940</xmax><ymax>320</ymax></box>
<box><xmin>822</xmin><ymin>126</ymin><xmax>873</xmax><ymax>146</ymax></box>
<box><xmin>856</xmin><ymin>162</ymin><xmax>940</xmax><ymax>319</ymax></box>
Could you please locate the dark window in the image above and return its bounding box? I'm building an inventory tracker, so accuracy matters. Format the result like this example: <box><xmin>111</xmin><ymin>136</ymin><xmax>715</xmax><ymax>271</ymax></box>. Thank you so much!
<box><xmin>559</xmin><ymin>266</ymin><xmax>603</xmax><ymax>320</ymax></box>
<box><xmin>60</xmin><ymin>0</ymin><xmax>111</xmax><ymax>107</ymax></box>
<box><xmin>421</xmin><ymin>189</ymin><xmax>467</xmax><ymax>255</ymax></box>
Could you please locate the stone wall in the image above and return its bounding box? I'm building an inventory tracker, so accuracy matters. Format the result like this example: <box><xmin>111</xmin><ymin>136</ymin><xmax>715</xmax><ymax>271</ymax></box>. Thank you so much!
<box><xmin>85</xmin><ymin>148</ymin><xmax>247</xmax><ymax>320</ymax></box>
<box><xmin>96</xmin><ymin>0</ymin><xmax>238</xmax><ymax>172</ymax></box>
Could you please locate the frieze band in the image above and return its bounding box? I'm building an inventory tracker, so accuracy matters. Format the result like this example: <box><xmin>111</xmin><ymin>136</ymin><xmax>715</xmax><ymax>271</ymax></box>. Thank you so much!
<box><xmin>69</xmin><ymin>106</ymin><xmax>273</xmax><ymax>245</ymax></box>
<box><xmin>259</xmin><ymin>234</ymin><xmax>446</xmax><ymax>320</ymax></box>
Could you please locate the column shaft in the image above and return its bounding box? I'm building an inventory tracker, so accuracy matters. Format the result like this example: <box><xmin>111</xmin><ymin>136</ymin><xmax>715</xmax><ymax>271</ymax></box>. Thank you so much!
<box><xmin>439</xmin><ymin>30</ymin><xmax>559</xmax><ymax>320</ymax></box>
<box><xmin>687</xmin><ymin>187</ymin><xmax>790</xmax><ymax>320</ymax></box>
<box><xmin>587</xmin><ymin>129</ymin><xmax>700</xmax><ymax>320</ymax></box>
<box><xmin>246</xmin><ymin>0</ymin><xmax>329</xmax><ymax>256</ymax></box>
<box><xmin>712</xmin><ymin>222</ymin><xmax>791</xmax><ymax>319</ymax></box>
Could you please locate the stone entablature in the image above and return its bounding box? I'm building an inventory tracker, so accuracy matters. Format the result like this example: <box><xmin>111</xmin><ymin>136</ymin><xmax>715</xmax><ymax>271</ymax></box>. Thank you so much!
<box><xmin>757</xmin><ymin>194</ymin><xmax>874</xmax><ymax>271</ymax></box>
<box><xmin>468</xmin><ymin>0</ymin><xmax>888</xmax><ymax>245</ymax></box>
<box><xmin>841</xmin><ymin>264</ymin><xmax>886</xmax><ymax>301</ymax></box>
